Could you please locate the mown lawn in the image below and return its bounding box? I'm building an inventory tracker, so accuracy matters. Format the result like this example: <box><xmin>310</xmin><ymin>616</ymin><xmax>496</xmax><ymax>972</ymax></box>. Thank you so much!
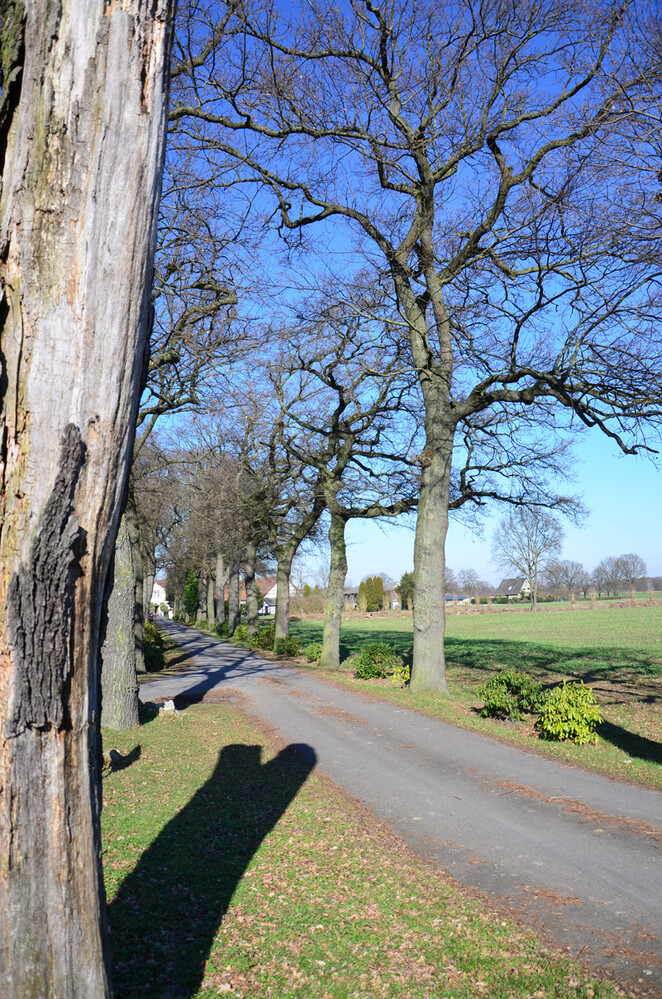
<box><xmin>102</xmin><ymin>703</ymin><xmax>633</xmax><ymax>999</ymax></box>
<box><xmin>287</xmin><ymin>604</ymin><xmax>662</xmax><ymax>789</ymax></box>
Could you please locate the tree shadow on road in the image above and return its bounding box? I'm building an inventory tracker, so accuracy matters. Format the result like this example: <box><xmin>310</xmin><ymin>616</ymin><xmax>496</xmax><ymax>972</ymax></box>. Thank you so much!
<box><xmin>108</xmin><ymin>741</ymin><xmax>316</xmax><ymax>999</ymax></box>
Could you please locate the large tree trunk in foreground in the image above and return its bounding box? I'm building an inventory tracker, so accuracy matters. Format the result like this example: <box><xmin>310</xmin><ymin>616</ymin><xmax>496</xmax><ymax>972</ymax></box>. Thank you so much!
<box><xmin>100</xmin><ymin>515</ymin><xmax>140</xmax><ymax>731</ymax></box>
<box><xmin>410</xmin><ymin>415</ymin><xmax>454</xmax><ymax>694</ymax></box>
<box><xmin>320</xmin><ymin>512</ymin><xmax>348</xmax><ymax>669</ymax></box>
<box><xmin>0</xmin><ymin>3</ymin><xmax>173</xmax><ymax>996</ymax></box>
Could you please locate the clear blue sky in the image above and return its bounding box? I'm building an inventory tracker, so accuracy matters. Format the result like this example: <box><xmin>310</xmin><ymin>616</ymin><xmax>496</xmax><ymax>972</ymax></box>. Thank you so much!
<box><xmin>342</xmin><ymin>430</ymin><xmax>662</xmax><ymax>586</ymax></box>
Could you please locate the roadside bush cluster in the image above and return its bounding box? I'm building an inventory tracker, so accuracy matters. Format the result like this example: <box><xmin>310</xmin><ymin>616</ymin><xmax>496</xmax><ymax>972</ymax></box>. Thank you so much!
<box><xmin>536</xmin><ymin>681</ymin><xmax>603</xmax><ymax>745</ymax></box>
<box><xmin>215</xmin><ymin>621</ymin><xmax>228</xmax><ymax>637</ymax></box>
<box><xmin>478</xmin><ymin>668</ymin><xmax>602</xmax><ymax>744</ymax></box>
<box><xmin>390</xmin><ymin>663</ymin><xmax>411</xmax><ymax>687</ymax></box>
<box><xmin>232</xmin><ymin>623</ymin><xmax>247</xmax><ymax>641</ymax></box>
<box><xmin>274</xmin><ymin>635</ymin><xmax>302</xmax><ymax>657</ymax></box>
<box><xmin>304</xmin><ymin>641</ymin><xmax>324</xmax><ymax>664</ymax></box>
<box><xmin>143</xmin><ymin>620</ymin><xmax>165</xmax><ymax>672</ymax></box>
<box><xmin>478</xmin><ymin>668</ymin><xmax>546</xmax><ymax>722</ymax></box>
<box><xmin>353</xmin><ymin>643</ymin><xmax>403</xmax><ymax>679</ymax></box>
<box><xmin>248</xmin><ymin>625</ymin><xmax>275</xmax><ymax>650</ymax></box>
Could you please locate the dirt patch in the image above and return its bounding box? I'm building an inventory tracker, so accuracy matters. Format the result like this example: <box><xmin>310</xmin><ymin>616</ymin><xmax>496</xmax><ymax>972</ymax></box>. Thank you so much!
<box><xmin>495</xmin><ymin>781</ymin><xmax>662</xmax><ymax>842</ymax></box>
<box><xmin>315</xmin><ymin>705</ymin><xmax>369</xmax><ymax>726</ymax></box>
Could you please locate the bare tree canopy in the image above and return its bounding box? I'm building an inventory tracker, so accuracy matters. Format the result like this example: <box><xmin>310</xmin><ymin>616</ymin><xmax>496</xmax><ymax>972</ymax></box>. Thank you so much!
<box><xmin>169</xmin><ymin>0</ymin><xmax>662</xmax><ymax>690</ymax></box>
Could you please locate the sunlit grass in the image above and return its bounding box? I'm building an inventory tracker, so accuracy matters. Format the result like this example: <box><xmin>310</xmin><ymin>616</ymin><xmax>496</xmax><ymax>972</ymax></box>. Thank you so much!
<box><xmin>102</xmin><ymin>704</ymin><xmax>632</xmax><ymax>999</ymax></box>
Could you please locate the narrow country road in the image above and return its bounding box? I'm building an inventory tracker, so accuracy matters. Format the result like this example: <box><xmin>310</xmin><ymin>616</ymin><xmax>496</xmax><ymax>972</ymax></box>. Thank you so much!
<box><xmin>141</xmin><ymin>621</ymin><xmax>662</xmax><ymax>995</ymax></box>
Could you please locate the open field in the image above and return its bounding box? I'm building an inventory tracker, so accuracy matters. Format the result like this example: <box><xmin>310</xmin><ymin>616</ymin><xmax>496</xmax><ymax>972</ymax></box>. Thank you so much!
<box><xmin>287</xmin><ymin>604</ymin><xmax>662</xmax><ymax>789</ymax></box>
<box><xmin>102</xmin><ymin>703</ymin><xmax>634</xmax><ymax>999</ymax></box>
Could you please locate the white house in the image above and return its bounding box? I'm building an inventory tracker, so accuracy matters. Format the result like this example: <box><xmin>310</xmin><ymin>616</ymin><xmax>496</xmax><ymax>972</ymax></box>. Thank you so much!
<box><xmin>150</xmin><ymin>579</ymin><xmax>171</xmax><ymax>616</ymax></box>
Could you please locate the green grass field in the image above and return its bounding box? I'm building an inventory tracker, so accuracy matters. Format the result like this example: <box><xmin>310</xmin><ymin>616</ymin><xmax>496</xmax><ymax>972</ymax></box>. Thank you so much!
<box><xmin>102</xmin><ymin>704</ymin><xmax>632</xmax><ymax>999</ymax></box>
<box><xmin>287</xmin><ymin>604</ymin><xmax>662</xmax><ymax>788</ymax></box>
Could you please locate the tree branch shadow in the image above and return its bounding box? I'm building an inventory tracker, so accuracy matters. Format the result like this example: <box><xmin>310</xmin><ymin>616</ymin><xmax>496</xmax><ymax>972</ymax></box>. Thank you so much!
<box><xmin>108</xmin><ymin>741</ymin><xmax>316</xmax><ymax>998</ymax></box>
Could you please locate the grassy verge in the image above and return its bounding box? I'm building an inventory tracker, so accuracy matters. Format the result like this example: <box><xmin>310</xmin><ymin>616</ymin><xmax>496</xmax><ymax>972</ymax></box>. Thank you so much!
<box><xmin>102</xmin><ymin>703</ymin><xmax>632</xmax><ymax>999</ymax></box>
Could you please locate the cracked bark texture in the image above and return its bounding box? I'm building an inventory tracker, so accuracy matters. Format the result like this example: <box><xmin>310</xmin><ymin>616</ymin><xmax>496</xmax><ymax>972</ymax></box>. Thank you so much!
<box><xmin>0</xmin><ymin>2</ymin><xmax>174</xmax><ymax>996</ymax></box>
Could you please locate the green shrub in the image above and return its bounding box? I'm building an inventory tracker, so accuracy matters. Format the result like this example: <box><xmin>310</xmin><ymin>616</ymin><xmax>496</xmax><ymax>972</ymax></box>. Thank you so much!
<box><xmin>478</xmin><ymin>668</ymin><xmax>546</xmax><ymax>721</ymax></box>
<box><xmin>144</xmin><ymin>637</ymin><xmax>165</xmax><ymax>672</ymax></box>
<box><xmin>536</xmin><ymin>680</ymin><xmax>603</xmax><ymax>744</ymax></box>
<box><xmin>390</xmin><ymin>663</ymin><xmax>411</xmax><ymax>687</ymax></box>
<box><xmin>196</xmin><ymin>619</ymin><xmax>209</xmax><ymax>631</ymax></box>
<box><xmin>143</xmin><ymin>620</ymin><xmax>164</xmax><ymax>648</ymax></box>
<box><xmin>354</xmin><ymin>643</ymin><xmax>403</xmax><ymax>679</ymax></box>
<box><xmin>274</xmin><ymin>636</ymin><xmax>303</xmax><ymax>657</ymax></box>
<box><xmin>248</xmin><ymin>625</ymin><xmax>275</xmax><ymax>650</ymax></box>
<box><xmin>304</xmin><ymin>641</ymin><xmax>324</xmax><ymax>664</ymax></box>
<box><xmin>215</xmin><ymin>621</ymin><xmax>228</xmax><ymax>637</ymax></box>
<box><xmin>232</xmin><ymin>623</ymin><xmax>247</xmax><ymax>641</ymax></box>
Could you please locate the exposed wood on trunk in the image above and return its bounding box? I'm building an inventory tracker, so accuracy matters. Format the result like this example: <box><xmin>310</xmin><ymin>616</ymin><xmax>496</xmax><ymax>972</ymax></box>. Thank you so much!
<box><xmin>0</xmin><ymin>2</ymin><xmax>174</xmax><ymax>995</ymax></box>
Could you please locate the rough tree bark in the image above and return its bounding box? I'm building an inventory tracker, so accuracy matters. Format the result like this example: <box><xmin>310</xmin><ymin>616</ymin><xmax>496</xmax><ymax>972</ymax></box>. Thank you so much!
<box><xmin>99</xmin><ymin>516</ymin><xmax>140</xmax><ymax>730</ymax></box>
<box><xmin>0</xmin><ymin>2</ymin><xmax>173</xmax><ymax>996</ymax></box>
<box><xmin>243</xmin><ymin>542</ymin><xmax>260</xmax><ymax>638</ymax></box>
<box><xmin>320</xmin><ymin>512</ymin><xmax>349</xmax><ymax>670</ymax></box>
<box><xmin>215</xmin><ymin>553</ymin><xmax>227</xmax><ymax>626</ymax></box>
<box><xmin>227</xmin><ymin>565</ymin><xmax>241</xmax><ymax>636</ymax></box>
<box><xmin>206</xmin><ymin>574</ymin><xmax>216</xmax><ymax>625</ymax></box>
<box><xmin>274</xmin><ymin>551</ymin><xmax>294</xmax><ymax>641</ymax></box>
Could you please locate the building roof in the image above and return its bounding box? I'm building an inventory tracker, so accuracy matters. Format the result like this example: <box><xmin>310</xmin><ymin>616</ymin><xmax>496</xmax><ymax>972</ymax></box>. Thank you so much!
<box><xmin>495</xmin><ymin>576</ymin><xmax>527</xmax><ymax>596</ymax></box>
<box><xmin>223</xmin><ymin>577</ymin><xmax>278</xmax><ymax>601</ymax></box>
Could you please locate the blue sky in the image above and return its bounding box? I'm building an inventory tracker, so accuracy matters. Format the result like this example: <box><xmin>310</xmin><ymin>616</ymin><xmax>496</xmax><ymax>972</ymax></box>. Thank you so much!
<box><xmin>342</xmin><ymin>430</ymin><xmax>662</xmax><ymax>586</ymax></box>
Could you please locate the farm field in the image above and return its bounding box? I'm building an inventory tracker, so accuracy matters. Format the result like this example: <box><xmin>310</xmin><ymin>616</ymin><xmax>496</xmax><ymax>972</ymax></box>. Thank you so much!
<box><xmin>288</xmin><ymin>604</ymin><xmax>662</xmax><ymax>789</ymax></box>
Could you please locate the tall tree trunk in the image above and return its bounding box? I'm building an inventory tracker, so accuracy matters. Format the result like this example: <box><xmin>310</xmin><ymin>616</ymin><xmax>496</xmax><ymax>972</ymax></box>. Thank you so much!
<box><xmin>143</xmin><ymin>551</ymin><xmax>156</xmax><ymax>619</ymax></box>
<box><xmin>244</xmin><ymin>543</ymin><xmax>260</xmax><ymax>638</ymax></box>
<box><xmin>0</xmin><ymin>3</ymin><xmax>173</xmax><ymax>996</ymax></box>
<box><xmin>215</xmin><ymin>553</ymin><xmax>227</xmax><ymax>626</ymax></box>
<box><xmin>227</xmin><ymin>565</ymin><xmax>241</xmax><ymax>636</ymax></box>
<box><xmin>173</xmin><ymin>587</ymin><xmax>184</xmax><ymax>621</ymax></box>
<box><xmin>410</xmin><ymin>415</ymin><xmax>454</xmax><ymax>693</ymax></box>
<box><xmin>125</xmin><ymin>498</ymin><xmax>146</xmax><ymax>674</ymax></box>
<box><xmin>274</xmin><ymin>550</ymin><xmax>295</xmax><ymax>641</ymax></box>
<box><xmin>207</xmin><ymin>574</ymin><xmax>216</xmax><ymax>625</ymax></box>
<box><xmin>196</xmin><ymin>575</ymin><xmax>207</xmax><ymax>623</ymax></box>
<box><xmin>320</xmin><ymin>512</ymin><xmax>348</xmax><ymax>669</ymax></box>
<box><xmin>100</xmin><ymin>515</ymin><xmax>140</xmax><ymax>730</ymax></box>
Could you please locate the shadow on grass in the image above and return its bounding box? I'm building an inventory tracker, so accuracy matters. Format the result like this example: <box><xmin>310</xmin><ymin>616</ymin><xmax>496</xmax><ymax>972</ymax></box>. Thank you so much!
<box><xmin>108</xmin><ymin>741</ymin><xmax>316</xmax><ymax>999</ymax></box>
<box><xmin>290</xmin><ymin>623</ymin><xmax>662</xmax><ymax>682</ymax></box>
<box><xmin>597</xmin><ymin>720</ymin><xmax>662</xmax><ymax>765</ymax></box>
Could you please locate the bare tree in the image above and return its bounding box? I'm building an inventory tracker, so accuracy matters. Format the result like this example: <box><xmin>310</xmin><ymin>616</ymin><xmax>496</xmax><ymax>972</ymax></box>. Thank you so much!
<box><xmin>170</xmin><ymin>0</ymin><xmax>662</xmax><ymax>691</ymax></box>
<box><xmin>593</xmin><ymin>555</ymin><xmax>624</xmax><ymax>597</ymax></box>
<box><xmin>0</xmin><ymin>2</ymin><xmax>173</xmax><ymax>994</ymax></box>
<box><xmin>616</xmin><ymin>552</ymin><xmax>647</xmax><ymax>590</ymax></box>
<box><xmin>492</xmin><ymin>510</ymin><xmax>565</xmax><ymax>611</ymax></box>
<box><xmin>544</xmin><ymin>559</ymin><xmax>588</xmax><ymax>599</ymax></box>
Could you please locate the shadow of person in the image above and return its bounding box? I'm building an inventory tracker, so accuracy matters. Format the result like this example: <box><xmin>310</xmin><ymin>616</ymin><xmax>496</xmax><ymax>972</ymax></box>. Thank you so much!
<box><xmin>108</xmin><ymin>742</ymin><xmax>316</xmax><ymax>999</ymax></box>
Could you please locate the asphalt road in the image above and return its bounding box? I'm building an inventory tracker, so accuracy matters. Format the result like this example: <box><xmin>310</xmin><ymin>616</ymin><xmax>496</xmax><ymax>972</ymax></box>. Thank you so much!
<box><xmin>142</xmin><ymin>620</ymin><xmax>662</xmax><ymax>995</ymax></box>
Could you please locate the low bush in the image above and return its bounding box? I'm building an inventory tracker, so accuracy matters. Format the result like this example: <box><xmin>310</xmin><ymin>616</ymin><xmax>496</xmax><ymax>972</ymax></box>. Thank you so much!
<box><xmin>215</xmin><ymin>621</ymin><xmax>228</xmax><ymax>637</ymax></box>
<box><xmin>143</xmin><ymin>620</ymin><xmax>164</xmax><ymax>648</ymax></box>
<box><xmin>478</xmin><ymin>668</ymin><xmax>546</xmax><ymax>721</ymax></box>
<box><xmin>304</xmin><ymin>641</ymin><xmax>324</xmax><ymax>664</ymax></box>
<box><xmin>232</xmin><ymin>624</ymin><xmax>247</xmax><ymax>641</ymax></box>
<box><xmin>354</xmin><ymin>643</ymin><xmax>403</xmax><ymax>680</ymax></box>
<box><xmin>248</xmin><ymin>625</ymin><xmax>275</xmax><ymax>650</ymax></box>
<box><xmin>536</xmin><ymin>680</ymin><xmax>603</xmax><ymax>744</ymax></box>
<box><xmin>144</xmin><ymin>633</ymin><xmax>165</xmax><ymax>672</ymax></box>
<box><xmin>196</xmin><ymin>619</ymin><xmax>209</xmax><ymax>631</ymax></box>
<box><xmin>390</xmin><ymin>663</ymin><xmax>411</xmax><ymax>687</ymax></box>
<box><xmin>274</xmin><ymin>635</ymin><xmax>303</xmax><ymax>657</ymax></box>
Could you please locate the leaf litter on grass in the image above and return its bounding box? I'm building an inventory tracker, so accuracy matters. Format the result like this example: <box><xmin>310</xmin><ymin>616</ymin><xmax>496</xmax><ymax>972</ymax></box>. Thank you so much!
<box><xmin>103</xmin><ymin>703</ymin><xmax>633</xmax><ymax>999</ymax></box>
